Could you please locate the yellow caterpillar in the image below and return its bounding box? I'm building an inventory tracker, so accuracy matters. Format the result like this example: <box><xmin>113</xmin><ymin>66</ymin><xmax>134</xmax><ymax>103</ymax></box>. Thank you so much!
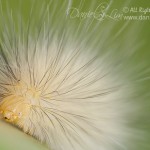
<box><xmin>0</xmin><ymin>0</ymin><xmax>149</xmax><ymax>150</ymax></box>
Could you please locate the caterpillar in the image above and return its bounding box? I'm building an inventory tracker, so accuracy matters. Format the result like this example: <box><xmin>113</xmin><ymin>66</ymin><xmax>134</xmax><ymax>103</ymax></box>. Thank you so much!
<box><xmin>0</xmin><ymin>0</ymin><xmax>149</xmax><ymax>150</ymax></box>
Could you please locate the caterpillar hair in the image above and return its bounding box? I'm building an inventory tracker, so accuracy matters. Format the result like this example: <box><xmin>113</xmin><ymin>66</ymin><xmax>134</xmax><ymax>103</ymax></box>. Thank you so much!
<box><xmin>0</xmin><ymin>0</ymin><xmax>149</xmax><ymax>150</ymax></box>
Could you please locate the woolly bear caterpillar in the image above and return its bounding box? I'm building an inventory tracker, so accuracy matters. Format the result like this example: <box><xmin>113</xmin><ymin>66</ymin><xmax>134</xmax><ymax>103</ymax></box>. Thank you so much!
<box><xmin>0</xmin><ymin>0</ymin><xmax>149</xmax><ymax>150</ymax></box>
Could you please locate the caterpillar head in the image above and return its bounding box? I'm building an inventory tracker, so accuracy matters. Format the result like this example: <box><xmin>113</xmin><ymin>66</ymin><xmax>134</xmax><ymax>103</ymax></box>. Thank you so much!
<box><xmin>0</xmin><ymin>81</ymin><xmax>39</xmax><ymax>128</ymax></box>
<box><xmin>0</xmin><ymin>95</ymin><xmax>30</xmax><ymax>127</ymax></box>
